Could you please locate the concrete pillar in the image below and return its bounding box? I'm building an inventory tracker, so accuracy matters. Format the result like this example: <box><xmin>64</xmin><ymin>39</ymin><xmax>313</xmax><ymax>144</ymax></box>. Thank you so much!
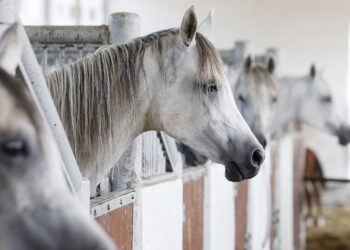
<box><xmin>233</xmin><ymin>41</ymin><xmax>248</xmax><ymax>67</ymax></box>
<box><xmin>108</xmin><ymin>12</ymin><xmax>141</xmax><ymax>44</ymax></box>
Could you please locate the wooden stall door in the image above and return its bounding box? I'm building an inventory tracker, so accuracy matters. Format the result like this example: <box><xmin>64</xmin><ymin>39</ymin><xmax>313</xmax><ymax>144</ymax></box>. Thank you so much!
<box><xmin>95</xmin><ymin>204</ymin><xmax>134</xmax><ymax>250</ymax></box>
<box><xmin>183</xmin><ymin>177</ymin><xmax>204</xmax><ymax>250</ymax></box>
<box><xmin>235</xmin><ymin>181</ymin><xmax>249</xmax><ymax>250</ymax></box>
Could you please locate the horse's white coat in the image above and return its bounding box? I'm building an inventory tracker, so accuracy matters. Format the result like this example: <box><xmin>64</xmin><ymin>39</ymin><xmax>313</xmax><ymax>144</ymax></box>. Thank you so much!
<box><xmin>233</xmin><ymin>57</ymin><xmax>278</xmax><ymax>145</ymax></box>
<box><xmin>47</xmin><ymin>7</ymin><xmax>264</xmax><ymax>193</ymax></box>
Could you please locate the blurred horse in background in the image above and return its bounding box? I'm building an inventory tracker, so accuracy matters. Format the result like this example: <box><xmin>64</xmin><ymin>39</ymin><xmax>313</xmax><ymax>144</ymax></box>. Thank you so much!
<box><xmin>274</xmin><ymin>64</ymin><xmax>350</xmax><ymax>145</ymax></box>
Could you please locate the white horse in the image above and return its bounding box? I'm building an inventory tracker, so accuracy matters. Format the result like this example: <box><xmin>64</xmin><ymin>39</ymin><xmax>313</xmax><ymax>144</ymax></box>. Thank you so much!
<box><xmin>46</xmin><ymin>7</ymin><xmax>265</xmax><ymax>193</ymax></box>
<box><xmin>275</xmin><ymin>64</ymin><xmax>350</xmax><ymax>145</ymax></box>
<box><xmin>234</xmin><ymin>56</ymin><xmax>278</xmax><ymax>148</ymax></box>
<box><xmin>0</xmin><ymin>24</ymin><xmax>115</xmax><ymax>250</ymax></box>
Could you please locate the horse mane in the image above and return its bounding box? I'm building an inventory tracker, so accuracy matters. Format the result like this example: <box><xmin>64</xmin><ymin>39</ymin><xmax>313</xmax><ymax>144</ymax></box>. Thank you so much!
<box><xmin>46</xmin><ymin>28</ymin><xmax>223</xmax><ymax>172</ymax></box>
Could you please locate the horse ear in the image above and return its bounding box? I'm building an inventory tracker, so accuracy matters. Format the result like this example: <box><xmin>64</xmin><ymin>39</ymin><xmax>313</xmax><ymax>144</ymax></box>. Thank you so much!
<box><xmin>0</xmin><ymin>23</ymin><xmax>22</xmax><ymax>75</ymax></box>
<box><xmin>267</xmin><ymin>57</ymin><xmax>275</xmax><ymax>74</ymax></box>
<box><xmin>180</xmin><ymin>6</ymin><xmax>198</xmax><ymax>46</ymax></box>
<box><xmin>244</xmin><ymin>55</ymin><xmax>252</xmax><ymax>73</ymax></box>
<box><xmin>198</xmin><ymin>9</ymin><xmax>213</xmax><ymax>40</ymax></box>
<box><xmin>310</xmin><ymin>64</ymin><xmax>316</xmax><ymax>78</ymax></box>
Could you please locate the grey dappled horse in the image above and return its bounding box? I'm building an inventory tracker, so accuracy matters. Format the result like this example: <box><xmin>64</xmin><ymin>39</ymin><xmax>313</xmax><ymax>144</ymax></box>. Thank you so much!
<box><xmin>46</xmin><ymin>7</ymin><xmax>265</xmax><ymax>194</ymax></box>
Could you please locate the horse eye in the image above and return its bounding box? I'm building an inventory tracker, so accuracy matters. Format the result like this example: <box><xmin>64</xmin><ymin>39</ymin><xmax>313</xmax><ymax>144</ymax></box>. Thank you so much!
<box><xmin>238</xmin><ymin>95</ymin><xmax>245</xmax><ymax>103</ymax></box>
<box><xmin>321</xmin><ymin>96</ymin><xmax>332</xmax><ymax>103</ymax></box>
<box><xmin>0</xmin><ymin>139</ymin><xmax>28</xmax><ymax>158</ymax></box>
<box><xmin>271</xmin><ymin>96</ymin><xmax>278</xmax><ymax>103</ymax></box>
<box><xmin>207</xmin><ymin>85</ymin><xmax>218</xmax><ymax>93</ymax></box>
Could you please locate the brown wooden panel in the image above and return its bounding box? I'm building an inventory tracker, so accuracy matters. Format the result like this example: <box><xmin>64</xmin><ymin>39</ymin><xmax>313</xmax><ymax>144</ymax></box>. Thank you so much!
<box><xmin>235</xmin><ymin>180</ymin><xmax>248</xmax><ymax>250</ymax></box>
<box><xmin>293</xmin><ymin>136</ymin><xmax>306</xmax><ymax>250</ymax></box>
<box><xmin>183</xmin><ymin>177</ymin><xmax>204</xmax><ymax>250</ymax></box>
<box><xmin>95</xmin><ymin>204</ymin><xmax>133</xmax><ymax>250</ymax></box>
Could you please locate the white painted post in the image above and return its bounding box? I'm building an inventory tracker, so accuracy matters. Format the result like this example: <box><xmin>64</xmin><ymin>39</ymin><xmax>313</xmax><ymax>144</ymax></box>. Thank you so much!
<box><xmin>108</xmin><ymin>12</ymin><xmax>141</xmax><ymax>45</ymax></box>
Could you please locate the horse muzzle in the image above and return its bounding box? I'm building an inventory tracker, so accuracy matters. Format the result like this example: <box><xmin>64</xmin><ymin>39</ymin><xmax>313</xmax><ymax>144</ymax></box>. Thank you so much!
<box><xmin>335</xmin><ymin>124</ymin><xmax>350</xmax><ymax>146</ymax></box>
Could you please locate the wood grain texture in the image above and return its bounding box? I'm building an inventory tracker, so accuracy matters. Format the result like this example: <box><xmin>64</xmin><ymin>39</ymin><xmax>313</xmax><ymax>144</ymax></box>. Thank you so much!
<box><xmin>293</xmin><ymin>136</ymin><xmax>306</xmax><ymax>250</ymax></box>
<box><xmin>235</xmin><ymin>180</ymin><xmax>248</xmax><ymax>250</ymax></box>
<box><xmin>95</xmin><ymin>204</ymin><xmax>134</xmax><ymax>250</ymax></box>
<box><xmin>183</xmin><ymin>177</ymin><xmax>204</xmax><ymax>250</ymax></box>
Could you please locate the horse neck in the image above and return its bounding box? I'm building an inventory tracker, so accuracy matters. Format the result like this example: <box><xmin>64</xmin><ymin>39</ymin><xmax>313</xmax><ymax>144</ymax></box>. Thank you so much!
<box><xmin>46</xmin><ymin>45</ymin><xmax>162</xmax><ymax>184</ymax></box>
<box><xmin>273</xmin><ymin>76</ymin><xmax>308</xmax><ymax>134</ymax></box>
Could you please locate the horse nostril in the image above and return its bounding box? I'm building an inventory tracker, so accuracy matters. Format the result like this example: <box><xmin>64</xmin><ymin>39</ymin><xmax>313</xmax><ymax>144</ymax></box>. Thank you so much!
<box><xmin>251</xmin><ymin>148</ymin><xmax>264</xmax><ymax>168</ymax></box>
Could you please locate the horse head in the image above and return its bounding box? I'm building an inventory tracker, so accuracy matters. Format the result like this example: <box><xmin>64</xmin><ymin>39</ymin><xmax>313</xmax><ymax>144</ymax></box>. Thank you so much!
<box><xmin>234</xmin><ymin>56</ymin><xmax>278</xmax><ymax>148</ymax></box>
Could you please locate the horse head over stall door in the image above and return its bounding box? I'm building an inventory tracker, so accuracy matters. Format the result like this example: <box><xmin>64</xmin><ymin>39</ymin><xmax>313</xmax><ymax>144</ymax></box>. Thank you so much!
<box><xmin>275</xmin><ymin>64</ymin><xmax>350</xmax><ymax>145</ymax></box>
<box><xmin>274</xmin><ymin>64</ymin><xmax>350</xmax><ymax>250</ymax></box>
<box><xmin>234</xmin><ymin>56</ymin><xmax>278</xmax><ymax>148</ymax></box>
<box><xmin>46</xmin><ymin>6</ymin><xmax>265</xmax><ymax>195</ymax></box>
<box><xmin>233</xmin><ymin>55</ymin><xmax>278</xmax><ymax>250</ymax></box>
<box><xmin>0</xmin><ymin>24</ymin><xmax>115</xmax><ymax>250</ymax></box>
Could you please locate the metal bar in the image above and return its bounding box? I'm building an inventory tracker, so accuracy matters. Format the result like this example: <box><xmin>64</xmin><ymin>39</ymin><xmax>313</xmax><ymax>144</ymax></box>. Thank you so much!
<box><xmin>159</xmin><ymin>132</ymin><xmax>183</xmax><ymax>176</ymax></box>
<box><xmin>304</xmin><ymin>177</ymin><xmax>350</xmax><ymax>183</ymax></box>
<box><xmin>25</xmin><ymin>25</ymin><xmax>109</xmax><ymax>44</ymax></box>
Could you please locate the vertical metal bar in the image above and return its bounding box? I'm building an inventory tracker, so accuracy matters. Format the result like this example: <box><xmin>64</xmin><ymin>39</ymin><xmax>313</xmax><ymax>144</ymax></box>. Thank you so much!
<box><xmin>41</xmin><ymin>46</ymin><xmax>47</xmax><ymax>74</ymax></box>
<box><xmin>58</xmin><ymin>46</ymin><xmax>65</xmax><ymax>67</ymax></box>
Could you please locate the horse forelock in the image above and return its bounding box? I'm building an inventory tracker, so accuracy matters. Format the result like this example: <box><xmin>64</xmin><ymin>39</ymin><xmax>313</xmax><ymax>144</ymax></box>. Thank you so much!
<box><xmin>45</xmin><ymin>28</ymin><xmax>224</xmax><ymax>175</ymax></box>
<box><xmin>0</xmin><ymin>67</ymin><xmax>41</xmax><ymax>131</ymax></box>
<box><xmin>195</xmin><ymin>32</ymin><xmax>226</xmax><ymax>91</ymax></box>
